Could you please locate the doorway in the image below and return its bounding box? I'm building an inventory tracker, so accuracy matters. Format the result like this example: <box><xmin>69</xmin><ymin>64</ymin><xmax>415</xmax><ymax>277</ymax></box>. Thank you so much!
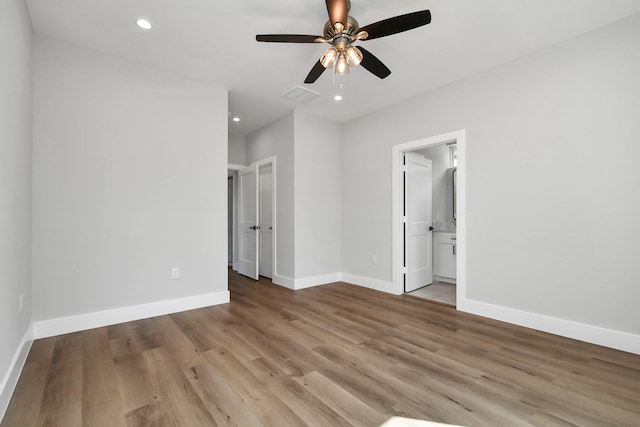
<box><xmin>392</xmin><ymin>130</ymin><xmax>466</xmax><ymax>307</ymax></box>
<box><xmin>236</xmin><ymin>157</ymin><xmax>276</xmax><ymax>281</ymax></box>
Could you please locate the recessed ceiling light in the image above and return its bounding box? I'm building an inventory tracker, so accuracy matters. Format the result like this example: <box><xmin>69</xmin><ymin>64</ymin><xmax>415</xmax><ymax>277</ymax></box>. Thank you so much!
<box><xmin>136</xmin><ymin>19</ymin><xmax>152</xmax><ymax>30</ymax></box>
<box><xmin>232</xmin><ymin>117</ymin><xmax>240</xmax><ymax>122</ymax></box>
<box><xmin>334</xmin><ymin>95</ymin><xmax>343</xmax><ymax>101</ymax></box>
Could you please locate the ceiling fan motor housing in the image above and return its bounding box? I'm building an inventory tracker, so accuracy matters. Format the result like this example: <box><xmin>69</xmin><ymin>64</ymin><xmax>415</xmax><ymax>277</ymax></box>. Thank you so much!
<box><xmin>323</xmin><ymin>16</ymin><xmax>360</xmax><ymax>51</ymax></box>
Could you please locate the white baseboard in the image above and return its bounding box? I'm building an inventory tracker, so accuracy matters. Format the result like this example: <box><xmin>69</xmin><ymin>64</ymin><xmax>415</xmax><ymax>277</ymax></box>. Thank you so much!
<box><xmin>341</xmin><ymin>273</ymin><xmax>396</xmax><ymax>295</ymax></box>
<box><xmin>32</xmin><ymin>291</ymin><xmax>230</xmax><ymax>340</ymax></box>
<box><xmin>0</xmin><ymin>324</ymin><xmax>33</xmax><ymax>421</ymax></box>
<box><xmin>294</xmin><ymin>273</ymin><xmax>342</xmax><ymax>290</ymax></box>
<box><xmin>434</xmin><ymin>275</ymin><xmax>456</xmax><ymax>285</ymax></box>
<box><xmin>272</xmin><ymin>274</ymin><xmax>295</xmax><ymax>290</ymax></box>
<box><xmin>458</xmin><ymin>298</ymin><xmax>640</xmax><ymax>355</ymax></box>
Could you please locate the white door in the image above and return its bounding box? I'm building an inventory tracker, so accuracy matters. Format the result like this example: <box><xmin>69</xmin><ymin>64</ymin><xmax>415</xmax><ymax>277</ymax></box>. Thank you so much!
<box><xmin>404</xmin><ymin>152</ymin><xmax>434</xmax><ymax>292</ymax></box>
<box><xmin>238</xmin><ymin>165</ymin><xmax>259</xmax><ymax>280</ymax></box>
<box><xmin>259</xmin><ymin>164</ymin><xmax>273</xmax><ymax>279</ymax></box>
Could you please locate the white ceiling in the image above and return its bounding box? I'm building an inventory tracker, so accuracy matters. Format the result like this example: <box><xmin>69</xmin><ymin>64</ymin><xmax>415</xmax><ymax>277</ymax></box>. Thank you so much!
<box><xmin>26</xmin><ymin>0</ymin><xmax>640</xmax><ymax>137</ymax></box>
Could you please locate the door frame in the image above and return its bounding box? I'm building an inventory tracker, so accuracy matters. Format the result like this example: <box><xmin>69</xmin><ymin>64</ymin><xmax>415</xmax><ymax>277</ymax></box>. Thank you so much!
<box><xmin>238</xmin><ymin>164</ymin><xmax>260</xmax><ymax>279</ymax></box>
<box><xmin>258</xmin><ymin>161</ymin><xmax>274</xmax><ymax>279</ymax></box>
<box><xmin>392</xmin><ymin>130</ymin><xmax>466</xmax><ymax>307</ymax></box>
<box><xmin>255</xmin><ymin>156</ymin><xmax>277</xmax><ymax>280</ymax></box>
<box><xmin>228</xmin><ymin>157</ymin><xmax>277</xmax><ymax>280</ymax></box>
<box><xmin>228</xmin><ymin>164</ymin><xmax>244</xmax><ymax>272</ymax></box>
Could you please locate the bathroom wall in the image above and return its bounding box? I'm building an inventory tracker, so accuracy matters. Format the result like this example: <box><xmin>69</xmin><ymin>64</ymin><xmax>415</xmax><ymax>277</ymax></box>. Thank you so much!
<box><xmin>415</xmin><ymin>144</ymin><xmax>455</xmax><ymax>231</ymax></box>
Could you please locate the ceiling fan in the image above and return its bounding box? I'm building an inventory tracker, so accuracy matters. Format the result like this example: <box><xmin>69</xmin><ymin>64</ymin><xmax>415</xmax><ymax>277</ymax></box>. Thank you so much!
<box><xmin>256</xmin><ymin>0</ymin><xmax>431</xmax><ymax>83</ymax></box>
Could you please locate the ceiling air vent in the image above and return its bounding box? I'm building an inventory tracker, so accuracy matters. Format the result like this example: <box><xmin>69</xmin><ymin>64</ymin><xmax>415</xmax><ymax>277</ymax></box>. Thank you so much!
<box><xmin>282</xmin><ymin>86</ymin><xmax>319</xmax><ymax>103</ymax></box>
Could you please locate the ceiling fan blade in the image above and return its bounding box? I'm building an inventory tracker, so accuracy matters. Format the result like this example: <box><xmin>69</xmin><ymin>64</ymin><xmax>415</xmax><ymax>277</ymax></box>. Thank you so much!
<box><xmin>325</xmin><ymin>0</ymin><xmax>349</xmax><ymax>27</ymax></box>
<box><xmin>304</xmin><ymin>60</ymin><xmax>327</xmax><ymax>84</ymax></box>
<box><xmin>359</xmin><ymin>47</ymin><xmax>391</xmax><ymax>79</ymax></box>
<box><xmin>359</xmin><ymin>10</ymin><xmax>431</xmax><ymax>41</ymax></box>
<box><xmin>256</xmin><ymin>34</ymin><xmax>323</xmax><ymax>43</ymax></box>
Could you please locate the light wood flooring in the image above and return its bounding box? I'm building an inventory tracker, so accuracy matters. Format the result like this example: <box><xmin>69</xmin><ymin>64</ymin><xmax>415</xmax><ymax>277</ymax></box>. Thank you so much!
<box><xmin>2</xmin><ymin>269</ymin><xmax>640</xmax><ymax>426</ymax></box>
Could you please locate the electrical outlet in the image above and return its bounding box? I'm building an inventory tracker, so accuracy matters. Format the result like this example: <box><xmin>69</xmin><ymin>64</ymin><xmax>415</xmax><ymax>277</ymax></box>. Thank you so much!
<box><xmin>372</xmin><ymin>255</ymin><xmax>377</xmax><ymax>265</ymax></box>
<box><xmin>171</xmin><ymin>267</ymin><xmax>180</xmax><ymax>279</ymax></box>
<box><xmin>19</xmin><ymin>294</ymin><xmax>23</xmax><ymax>313</ymax></box>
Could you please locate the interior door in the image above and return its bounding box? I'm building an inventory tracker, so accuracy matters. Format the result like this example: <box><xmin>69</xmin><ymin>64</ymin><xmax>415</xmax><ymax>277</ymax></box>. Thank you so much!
<box><xmin>404</xmin><ymin>152</ymin><xmax>434</xmax><ymax>292</ymax></box>
<box><xmin>258</xmin><ymin>164</ymin><xmax>273</xmax><ymax>279</ymax></box>
<box><xmin>238</xmin><ymin>164</ymin><xmax>259</xmax><ymax>280</ymax></box>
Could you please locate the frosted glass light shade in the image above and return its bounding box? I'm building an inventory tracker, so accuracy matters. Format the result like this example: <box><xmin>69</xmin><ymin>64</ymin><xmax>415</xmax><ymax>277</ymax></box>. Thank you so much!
<box><xmin>346</xmin><ymin>46</ymin><xmax>363</xmax><ymax>66</ymax></box>
<box><xmin>335</xmin><ymin>53</ymin><xmax>349</xmax><ymax>75</ymax></box>
<box><xmin>321</xmin><ymin>48</ymin><xmax>338</xmax><ymax>68</ymax></box>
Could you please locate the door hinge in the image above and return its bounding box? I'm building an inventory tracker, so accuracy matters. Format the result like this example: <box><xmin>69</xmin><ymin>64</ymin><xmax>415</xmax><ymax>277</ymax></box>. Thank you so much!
<box><xmin>402</xmin><ymin>266</ymin><xmax>408</xmax><ymax>274</ymax></box>
<box><xmin>403</xmin><ymin>216</ymin><xmax>407</xmax><ymax>223</ymax></box>
<box><xmin>402</xmin><ymin>165</ymin><xmax>408</xmax><ymax>173</ymax></box>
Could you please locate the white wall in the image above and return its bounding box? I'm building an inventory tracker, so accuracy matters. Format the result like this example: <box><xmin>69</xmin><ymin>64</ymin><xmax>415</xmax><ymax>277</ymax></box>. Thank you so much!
<box><xmin>342</xmin><ymin>14</ymin><xmax>640</xmax><ymax>338</ymax></box>
<box><xmin>246</xmin><ymin>113</ymin><xmax>295</xmax><ymax>282</ymax></box>
<box><xmin>415</xmin><ymin>144</ymin><xmax>455</xmax><ymax>231</ymax></box>
<box><xmin>294</xmin><ymin>112</ymin><xmax>342</xmax><ymax>281</ymax></box>
<box><xmin>228</xmin><ymin>133</ymin><xmax>246</xmax><ymax>166</ymax></box>
<box><xmin>0</xmin><ymin>0</ymin><xmax>33</xmax><ymax>415</ymax></box>
<box><xmin>244</xmin><ymin>111</ymin><xmax>342</xmax><ymax>287</ymax></box>
<box><xmin>32</xmin><ymin>37</ymin><xmax>229</xmax><ymax>322</ymax></box>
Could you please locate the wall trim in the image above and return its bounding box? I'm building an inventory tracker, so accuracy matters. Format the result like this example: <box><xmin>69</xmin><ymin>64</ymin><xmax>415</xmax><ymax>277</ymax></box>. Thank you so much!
<box><xmin>458</xmin><ymin>297</ymin><xmax>640</xmax><ymax>355</ymax></box>
<box><xmin>294</xmin><ymin>273</ymin><xmax>342</xmax><ymax>290</ymax></box>
<box><xmin>227</xmin><ymin>163</ymin><xmax>246</xmax><ymax>171</ymax></box>
<box><xmin>272</xmin><ymin>274</ymin><xmax>295</xmax><ymax>290</ymax></box>
<box><xmin>341</xmin><ymin>273</ymin><xmax>396</xmax><ymax>295</ymax></box>
<box><xmin>0</xmin><ymin>324</ymin><xmax>33</xmax><ymax>421</ymax></box>
<box><xmin>32</xmin><ymin>291</ymin><xmax>230</xmax><ymax>340</ymax></box>
<box><xmin>434</xmin><ymin>276</ymin><xmax>456</xmax><ymax>285</ymax></box>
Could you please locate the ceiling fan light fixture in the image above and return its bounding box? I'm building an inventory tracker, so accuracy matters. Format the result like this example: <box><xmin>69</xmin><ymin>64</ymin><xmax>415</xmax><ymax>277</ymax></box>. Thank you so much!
<box><xmin>345</xmin><ymin>45</ymin><xmax>362</xmax><ymax>66</ymax></box>
<box><xmin>335</xmin><ymin>53</ymin><xmax>349</xmax><ymax>75</ymax></box>
<box><xmin>320</xmin><ymin>47</ymin><xmax>338</xmax><ymax>68</ymax></box>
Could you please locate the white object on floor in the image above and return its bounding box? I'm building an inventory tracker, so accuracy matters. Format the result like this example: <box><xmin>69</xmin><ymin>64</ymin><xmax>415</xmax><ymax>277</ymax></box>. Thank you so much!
<box><xmin>379</xmin><ymin>416</ymin><xmax>466</xmax><ymax>427</ymax></box>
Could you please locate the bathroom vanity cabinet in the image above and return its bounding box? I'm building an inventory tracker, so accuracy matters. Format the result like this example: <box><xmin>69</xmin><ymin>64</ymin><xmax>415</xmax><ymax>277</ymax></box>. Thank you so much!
<box><xmin>435</xmin><ymin>232</ymin><xmax>456</xmax><ymax>283</ymax></box>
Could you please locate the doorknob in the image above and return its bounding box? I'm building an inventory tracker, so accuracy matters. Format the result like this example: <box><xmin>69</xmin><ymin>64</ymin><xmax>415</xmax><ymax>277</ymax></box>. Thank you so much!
<box><xmin>429</xmin><ymin>226</ymin><xmax>434</xmax><ymax>231</ymax></box>
<box><xmin>250</xmin><ymin>226</ymin><xmax>261</xmax><ymax>230</ymax></box>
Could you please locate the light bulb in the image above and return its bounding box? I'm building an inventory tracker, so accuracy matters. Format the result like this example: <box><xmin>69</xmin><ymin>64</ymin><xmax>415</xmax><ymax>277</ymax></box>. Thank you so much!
<box><xmin>335</xmin><ymin>53</ymin><xmax>349</xmax><ymax>75</ymax></box>
<box><xmin>345</xmin><ymin>46</ymin><xmax>363</xmax><ymax>66</ymax></box>
<box><xmin>320</xmin><ymin>48</ymin><xmax>338</xmax><ymax>68</ymax></box>
<box><xmin>136</xmin><ymin>19</ymin><xmax>152</xmax><ymax>30</ymax></box>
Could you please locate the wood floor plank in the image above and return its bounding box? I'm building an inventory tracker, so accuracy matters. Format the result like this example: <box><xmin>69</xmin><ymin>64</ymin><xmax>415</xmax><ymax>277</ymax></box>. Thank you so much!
<box><xmin>112</xmin><ymin>351</ymin><xmax>158</xmax><ymax>414</ymax></box>
<box><xmin>36</xmin><ymin>334</ymin><xmax>85</xmax><ymax>426</ymax></box>
<box><xmin>0</xmin><ymin>360</ymin><xmax>50</xmax><ymax>427</ymax></box>
<box><xmin>142</xmin><ymin>347</ymin><xmax>217</xmax><ymax>427</ymax></box>
<box><xmin>246</xmin><ymin>357</ymin><xmax>350</xmax><ymax>427</ymax></box>
<box><xmin>3</xmin><ymin>268</ymin><xmax>639</xmax><ymax>426</ymax></box>
<box><xmin>81</xmin><ymin>328</ymin><xmax>125</xmax><ymax>427</ymax></box>
<box><xmin>295</xmin><ymin>370</ymin><xmax>387</xmax><ymax>427</ymax></box>
<box><xmin>201</xmin><ymin>348</ymin><xmax>307</xmax><ymax>426</ymax></box>
<box><xmin>183</xmin><ymin>362</ymin><xmax>264</xmax><ymax>427</ymax></box>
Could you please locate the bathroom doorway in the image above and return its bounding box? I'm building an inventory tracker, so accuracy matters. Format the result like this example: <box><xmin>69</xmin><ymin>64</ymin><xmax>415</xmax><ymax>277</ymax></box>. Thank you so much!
<box><xmin>392</xmin><ymin>130</ymin><xmax>465</xmax><ymax>307</ymax></box>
